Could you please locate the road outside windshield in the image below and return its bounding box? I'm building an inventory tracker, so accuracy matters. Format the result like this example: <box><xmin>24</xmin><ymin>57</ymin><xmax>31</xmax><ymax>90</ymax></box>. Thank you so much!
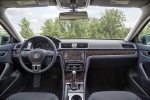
<box><xmin>6</xmin><ymin>6</ymin><xmax>141</xmax><ymax>39</ymax></box>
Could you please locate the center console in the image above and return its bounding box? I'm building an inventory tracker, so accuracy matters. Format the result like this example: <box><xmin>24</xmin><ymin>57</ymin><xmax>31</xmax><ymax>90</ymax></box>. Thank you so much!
<box><xmin>63</xmin><ymin>51</ymin><xmax>85</xmax><ymax>100</ymax></box>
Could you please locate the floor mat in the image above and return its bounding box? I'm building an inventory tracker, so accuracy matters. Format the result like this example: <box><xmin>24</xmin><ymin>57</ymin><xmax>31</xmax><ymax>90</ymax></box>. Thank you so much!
<box><xmin>20</xmin><ymin>73</ymin><xmax>62</xmax><ymax>99</ymax></box>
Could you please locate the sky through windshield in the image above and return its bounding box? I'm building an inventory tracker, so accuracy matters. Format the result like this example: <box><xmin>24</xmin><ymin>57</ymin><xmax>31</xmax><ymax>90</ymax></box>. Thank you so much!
<box><xmin>6</xmin><ymin>6</ymin><xmax>141</xmax><ymax>39</ymax></box>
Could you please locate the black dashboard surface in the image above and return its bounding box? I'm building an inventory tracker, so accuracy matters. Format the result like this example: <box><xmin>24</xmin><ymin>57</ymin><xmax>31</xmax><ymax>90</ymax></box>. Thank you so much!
<box><xmin>59</xmin><ymin>39</ymin><xmax>137</xmax><ymax>50</ymax></box>
<box><xmin>12</xmin><ymin>37</ymin><xmax>138</xmax><ymax>58</ymax></box>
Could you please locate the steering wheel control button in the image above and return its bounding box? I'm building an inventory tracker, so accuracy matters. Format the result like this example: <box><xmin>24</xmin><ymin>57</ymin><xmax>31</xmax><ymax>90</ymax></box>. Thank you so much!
<box><xmin>21</xmin><ymin>51</ymin><xmax>28</xmax><ymax>57</ymax></box>
<box><xmin>47</xmin><ymin>51</ymin><xmax>53</xmax><ymax>56</ymax></box>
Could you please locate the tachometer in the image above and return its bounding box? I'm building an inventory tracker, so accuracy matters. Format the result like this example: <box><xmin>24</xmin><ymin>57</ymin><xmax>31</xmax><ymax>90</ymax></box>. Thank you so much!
<box><xmin>35</xmin><ymin>43</ymin><xmax>45</xmax><ymax>49</ymax></box>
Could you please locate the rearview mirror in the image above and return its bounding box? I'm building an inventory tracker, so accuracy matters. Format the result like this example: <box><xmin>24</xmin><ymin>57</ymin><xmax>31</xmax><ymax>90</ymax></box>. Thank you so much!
<box><xmin>140</xmin><ymin>34</ymin><xmax>150</xmax><ymax>45</ymax></box>
<box><xmin>59</xmin><ymin>11</ymin><xmax>88</xmax><ymax>20</ymax></box>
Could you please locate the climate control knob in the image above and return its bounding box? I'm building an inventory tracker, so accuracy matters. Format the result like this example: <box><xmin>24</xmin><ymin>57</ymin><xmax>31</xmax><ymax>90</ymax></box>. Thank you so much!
<box><xmin>73</xmin><ymin>66</ymin><xmax>76</xmax><ymax>70</ymax></box>
<box><xmin>79</xmin><ymin>66</ymin><xmax>83</xmax><ymax>70</ymax></box>
<box><xmin>66</xmin><ymin>66</ymin><xmax>70</xmax><ymax>70</ymax></box>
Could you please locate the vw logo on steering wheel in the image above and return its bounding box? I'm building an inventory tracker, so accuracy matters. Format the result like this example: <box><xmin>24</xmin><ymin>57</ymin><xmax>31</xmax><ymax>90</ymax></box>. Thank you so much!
<box><xmin>33</xmin><ymin>52</ymin><xmax>40</xmax><ymax>58</ymax></box>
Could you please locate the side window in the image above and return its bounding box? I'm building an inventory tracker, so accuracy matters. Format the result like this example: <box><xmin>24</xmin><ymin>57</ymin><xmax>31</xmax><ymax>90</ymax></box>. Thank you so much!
<box><xmin>0</xmin><ymin>24</ymin><xmax>10</xmax><ymax>45</ymax></box>
<box><xmin>139</xmin><ymin>21</ymin><xmax>150</xmax><ymax>45</ymax></box>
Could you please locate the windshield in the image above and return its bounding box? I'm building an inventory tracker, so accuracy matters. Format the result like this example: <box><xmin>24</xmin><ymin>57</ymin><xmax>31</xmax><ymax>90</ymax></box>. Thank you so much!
<box><xmin>6</xmin><ymin>6</ymin><xmax>141</xmax><ymax>39</ymax></box>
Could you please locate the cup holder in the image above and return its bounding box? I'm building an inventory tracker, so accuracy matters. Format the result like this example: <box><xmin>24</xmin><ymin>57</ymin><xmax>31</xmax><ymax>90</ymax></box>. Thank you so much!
<box><xmin>71</xmin><ymin>95</ymin><xmax>82</xmax><ymax>100</ymax></box>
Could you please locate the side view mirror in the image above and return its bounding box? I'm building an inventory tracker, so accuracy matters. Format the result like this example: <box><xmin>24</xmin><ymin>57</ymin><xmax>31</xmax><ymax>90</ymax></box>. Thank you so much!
<box><xmin>140</xmin><ymin>34</ymin><xmax>150</xmax><ymax>45</ymax></box>
<box><xmin>0</xmin><ymin>35</ymin><xmax>10</xmax><ymax>45</ymax></box>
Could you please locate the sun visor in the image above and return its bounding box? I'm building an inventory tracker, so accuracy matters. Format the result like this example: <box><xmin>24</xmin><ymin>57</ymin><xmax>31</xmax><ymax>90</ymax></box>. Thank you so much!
<box><xmin>16</xmin><ymin>0</ymin><xmax>37</xmax><ymax>5</ymax></box>
<box><xmin>90</xmin><ymin>0</ymin><xmax>149</xmax><ymax>7</ymax></box>
<box><xmin>110</xmin><ymin>0</ymin><xmax>129</xmax><ymax>4</ymax></box>
<box><xmin>16</xmin><ymin>0</ymin><xmax>50</xmax><ymax>6</ymax></box>
<box><xmin>37</xmin><ymin>0</ymin><xmax>50</xmax><ymax>5</ymax></box>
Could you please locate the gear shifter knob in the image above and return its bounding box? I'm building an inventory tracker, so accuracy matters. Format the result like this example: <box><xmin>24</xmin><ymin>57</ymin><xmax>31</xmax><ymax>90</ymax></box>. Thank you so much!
<box><xmin>72</xmin><ymin>71</ymin><xmax>76</xmax><ymax>81</ymax></box>
<box><xmin>71</xmin><ymin>71</ymin><xmax>77</xmax><ymax>90</ymax></box>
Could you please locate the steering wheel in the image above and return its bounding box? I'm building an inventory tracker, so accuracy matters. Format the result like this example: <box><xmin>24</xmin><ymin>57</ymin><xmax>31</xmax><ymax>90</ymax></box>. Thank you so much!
<box><xmin>19</xmin><ymin>36</ymin><xmax>57</xmax><ymax>74</ymax></box>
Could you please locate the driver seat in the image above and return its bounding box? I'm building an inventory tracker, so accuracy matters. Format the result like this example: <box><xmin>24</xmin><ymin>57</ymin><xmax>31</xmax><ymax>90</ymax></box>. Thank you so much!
<box><xmin>5</xmin><ymin>92</ymin><xmax>59</xmax><ymax>100</ymax></box>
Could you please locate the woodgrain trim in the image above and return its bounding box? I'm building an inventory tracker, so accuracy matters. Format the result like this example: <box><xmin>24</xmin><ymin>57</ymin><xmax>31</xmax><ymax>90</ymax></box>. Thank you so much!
<box><xmin>86</xmin><ymin>50</ymin><xmax>137</xmax><ymax>57</ymax></box>
<box><xmin>65</xmin><ymin>72</ymin><xmax>84</xmax><ymax>82</ymax></box>
<box><xmin>58</xmin><ymin>51</ymin><xmax>63</xmax><ymax>57</ymax></box>
<box><xmin>58</xmin><ymin>49</ymin><xmax>137</xmax><ymax>59</ymax></box>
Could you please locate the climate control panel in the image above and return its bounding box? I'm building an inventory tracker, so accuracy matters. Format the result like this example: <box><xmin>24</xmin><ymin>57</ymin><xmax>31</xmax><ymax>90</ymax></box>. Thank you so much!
<box><xmin>65</xmin><ymin>63</ymin><xmax>84</xmax><ymax>71</ymax></box>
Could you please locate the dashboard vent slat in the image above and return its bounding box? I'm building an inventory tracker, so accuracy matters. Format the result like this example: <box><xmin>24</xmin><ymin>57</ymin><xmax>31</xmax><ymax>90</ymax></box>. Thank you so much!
<box><xmin>121</xmin><ymin>44</ymin><xmax>134</xmax><ymax>49</ymax></box>
<box><xmin>77</xmin><ymin>43</ymin><xmax>88</xmax><ymax>48</ymax></box>
<box><xmin>15</xmin><ymin>44</ymin><xmax>22</xmax><ymax>49</ymax></box>
<box><xmin>61</xmin><ymin>43</ymin><xmax>72</xmax><ymax>48</ymax></box>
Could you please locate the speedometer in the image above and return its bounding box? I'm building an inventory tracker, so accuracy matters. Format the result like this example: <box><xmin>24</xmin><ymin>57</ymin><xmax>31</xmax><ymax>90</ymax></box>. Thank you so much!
<box><xmin>35</xmin><ymin>43</ymin><xmax>45</xmax><ymax>49</ymax></box>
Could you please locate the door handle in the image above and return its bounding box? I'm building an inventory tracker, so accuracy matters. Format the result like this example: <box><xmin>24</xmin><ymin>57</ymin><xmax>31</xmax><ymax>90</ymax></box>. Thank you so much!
<box><xmin>0</xmin><ymin>50</ymin><xmax>7</xmax><ymax>57</ymax></box>
<box><xmin>141</xmin><ymin>50</ymin><xmax>150</xmax><ymax>56</ymax></box>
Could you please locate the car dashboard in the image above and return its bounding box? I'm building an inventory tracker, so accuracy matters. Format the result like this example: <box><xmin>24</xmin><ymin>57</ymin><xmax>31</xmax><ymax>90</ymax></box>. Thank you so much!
<box><xmin>10</xmin><ymin>37</ymin><xmax>138</xmax><ymax>100</ymax></box>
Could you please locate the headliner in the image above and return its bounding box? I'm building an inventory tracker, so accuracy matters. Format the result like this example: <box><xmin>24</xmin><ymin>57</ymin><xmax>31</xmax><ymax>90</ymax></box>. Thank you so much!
<box><xmin>0</xmin><ymin>0</ymin><xmax>149</xmax><ymax>8</ymax></box>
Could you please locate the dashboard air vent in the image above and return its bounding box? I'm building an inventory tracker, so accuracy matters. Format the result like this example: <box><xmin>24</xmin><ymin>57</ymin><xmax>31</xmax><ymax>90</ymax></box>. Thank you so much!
<box><xmin>61</xmin><ymin>43</ymin><xmax>72</xmax><ymax>48</ymax></box>
<box><xmin>15</xmin><ymin>44</ymin><xmax>22</xmax><ymax>49</ymax></box>
<box><xmin>121</xmin><ymin>44</ymin><xmax>134</xmax><ymax>49</ymax></box>
<box><xmin>77</xmin><ymin>43</ymin><xmax>88</xmax><ymax>48</ymax></box>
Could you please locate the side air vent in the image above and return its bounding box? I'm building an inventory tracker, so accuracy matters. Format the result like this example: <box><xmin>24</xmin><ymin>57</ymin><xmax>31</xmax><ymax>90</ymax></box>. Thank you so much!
<box><xmin>121</xmin><ymin>44</ymin><xmax>135</xmax><ymax>49</ymax></box>
<box><xmin>77</xmin><ymin>43</ymin><xmax>88</xmax><ymax>48</ymax></box>
<box><xmin>61</xmin><ymin>43</ymin><xmax>72</xmax><ymax>48</ymax></box>
<box><xmin>15</xmin><ymin>44</ymin><xmax>22</xmax><ymax>49</ymax></box>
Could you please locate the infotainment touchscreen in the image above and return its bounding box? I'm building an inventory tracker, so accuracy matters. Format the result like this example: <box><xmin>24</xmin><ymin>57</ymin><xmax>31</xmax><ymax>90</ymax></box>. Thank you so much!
<box><xmin>64</xmin><ymin>51</ymin><xmax>84</xmax><ymax>61</ymax></box>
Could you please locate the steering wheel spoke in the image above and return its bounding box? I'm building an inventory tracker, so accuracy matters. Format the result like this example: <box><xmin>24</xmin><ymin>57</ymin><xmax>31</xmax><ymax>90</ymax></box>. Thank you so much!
<box><xmin>23</xmin><ymin>48</ymin><xmax>32</xmax><ymax>51</ymax></box>
<box><xmin>32</xmin><ymin>64</ymin><xmax>41</xmax><ymax>72</ymax></box>
<box><xmin>46</xmin><ymin>51</ymin><xmax>54</xmax><ymax>57</ymax></box>
<box><xmin>21</xmin><ymin>51</ymin><xmax>30</xmax><ymax>57</ymax></box>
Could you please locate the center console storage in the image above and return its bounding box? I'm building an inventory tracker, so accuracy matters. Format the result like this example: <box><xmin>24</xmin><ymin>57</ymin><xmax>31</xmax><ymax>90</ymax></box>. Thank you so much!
<box><xmin>63</xmin><ymin>50</ymin><xmax>85</xmax><ymax>100</ymax></box>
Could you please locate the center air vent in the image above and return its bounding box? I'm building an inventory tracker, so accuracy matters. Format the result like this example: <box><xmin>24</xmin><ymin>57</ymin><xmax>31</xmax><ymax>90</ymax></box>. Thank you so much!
<box><xmin>77</xmin><ymin>43</ymin><xmax>88</xmax><ymax>48</ymax></box>
<box><xmin>61</xmin><ymin>43</ymin><xmax>72</xmax><ymax>48</ymax></box>
<box><xmin>121</xmin><ymin>44</ymin><xmax>135</xmax><ymax>49</ymax></box>
<box><xmin>70</xmin><ymin>0</ymin><xmax>77</xmax><ymax>3</ymax></box>
<box><xmin>61</xmin><ymin>43</ymin><xmax>88</xmax><ymax>48</ymax></box>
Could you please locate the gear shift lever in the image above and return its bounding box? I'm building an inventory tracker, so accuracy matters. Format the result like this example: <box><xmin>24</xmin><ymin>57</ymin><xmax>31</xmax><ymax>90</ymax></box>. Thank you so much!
<box><xmin>71</xmin><ymin>70</ymin><xmax>77</xmax><ymax>90</ymax></box>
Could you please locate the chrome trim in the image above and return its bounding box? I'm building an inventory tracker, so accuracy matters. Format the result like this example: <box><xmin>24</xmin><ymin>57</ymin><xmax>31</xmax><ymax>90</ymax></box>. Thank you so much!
<box><xmin>0</xmin><ymin>63</ymin><xmax>9</xmax><ymax>79</ymax></box>
<box><xmin>139</xmin><ymin>63</ymin><xmax>149</xmax><ymax>79</ymax></box>
<box><xmin>0</xmin><ymin>70</ymin><xmax>21</xmax><ymax>97</ymax></box>
<box><xmin>129</xmin><ymin>76</ymin><xmax>149</xmax><ymax>97</ymax></box>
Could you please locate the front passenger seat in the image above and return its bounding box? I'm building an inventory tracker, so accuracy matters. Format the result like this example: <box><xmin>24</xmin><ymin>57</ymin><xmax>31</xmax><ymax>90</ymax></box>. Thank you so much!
<box><xmin>88</xmin><ymin>91</ymin><xmax>141</xmax><ymax>100</ymax></box>
<box><xmin>5</xmin><ymin>92</ymin><xmax>59</xmax><ymax>100</ymax></box>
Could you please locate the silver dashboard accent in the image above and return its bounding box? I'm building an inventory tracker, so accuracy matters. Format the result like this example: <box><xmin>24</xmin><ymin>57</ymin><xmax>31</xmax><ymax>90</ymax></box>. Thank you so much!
<box><xmin>72</xmin><ymin>43</ymin><xmax>77</xmax><ymax>48</ymax></box>
<box><xmin>0</xmin><ymin>63</ymin><xmax>9</xmax><ymax>80</ymax></box>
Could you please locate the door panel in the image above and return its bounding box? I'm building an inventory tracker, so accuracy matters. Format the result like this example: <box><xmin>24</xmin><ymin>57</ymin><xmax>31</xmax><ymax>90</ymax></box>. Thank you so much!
<box><xmin>128</xmin><ymin>43</ymin><xmax>150</xmax><ymax>100</ymax></box>
<box><xmin>0</xmin><ymin>44</ymin><xmax>15</xmax><ymax>64</ymax></box>
<box><xmin>0</xmin><ymin>44</ymin><xmax>24</xmax><ymax>99</ymax></box>
<box><xmin>0</xmin><ymin>44</ymin><xmax>15</xmax><ymax>78</ymax></box>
